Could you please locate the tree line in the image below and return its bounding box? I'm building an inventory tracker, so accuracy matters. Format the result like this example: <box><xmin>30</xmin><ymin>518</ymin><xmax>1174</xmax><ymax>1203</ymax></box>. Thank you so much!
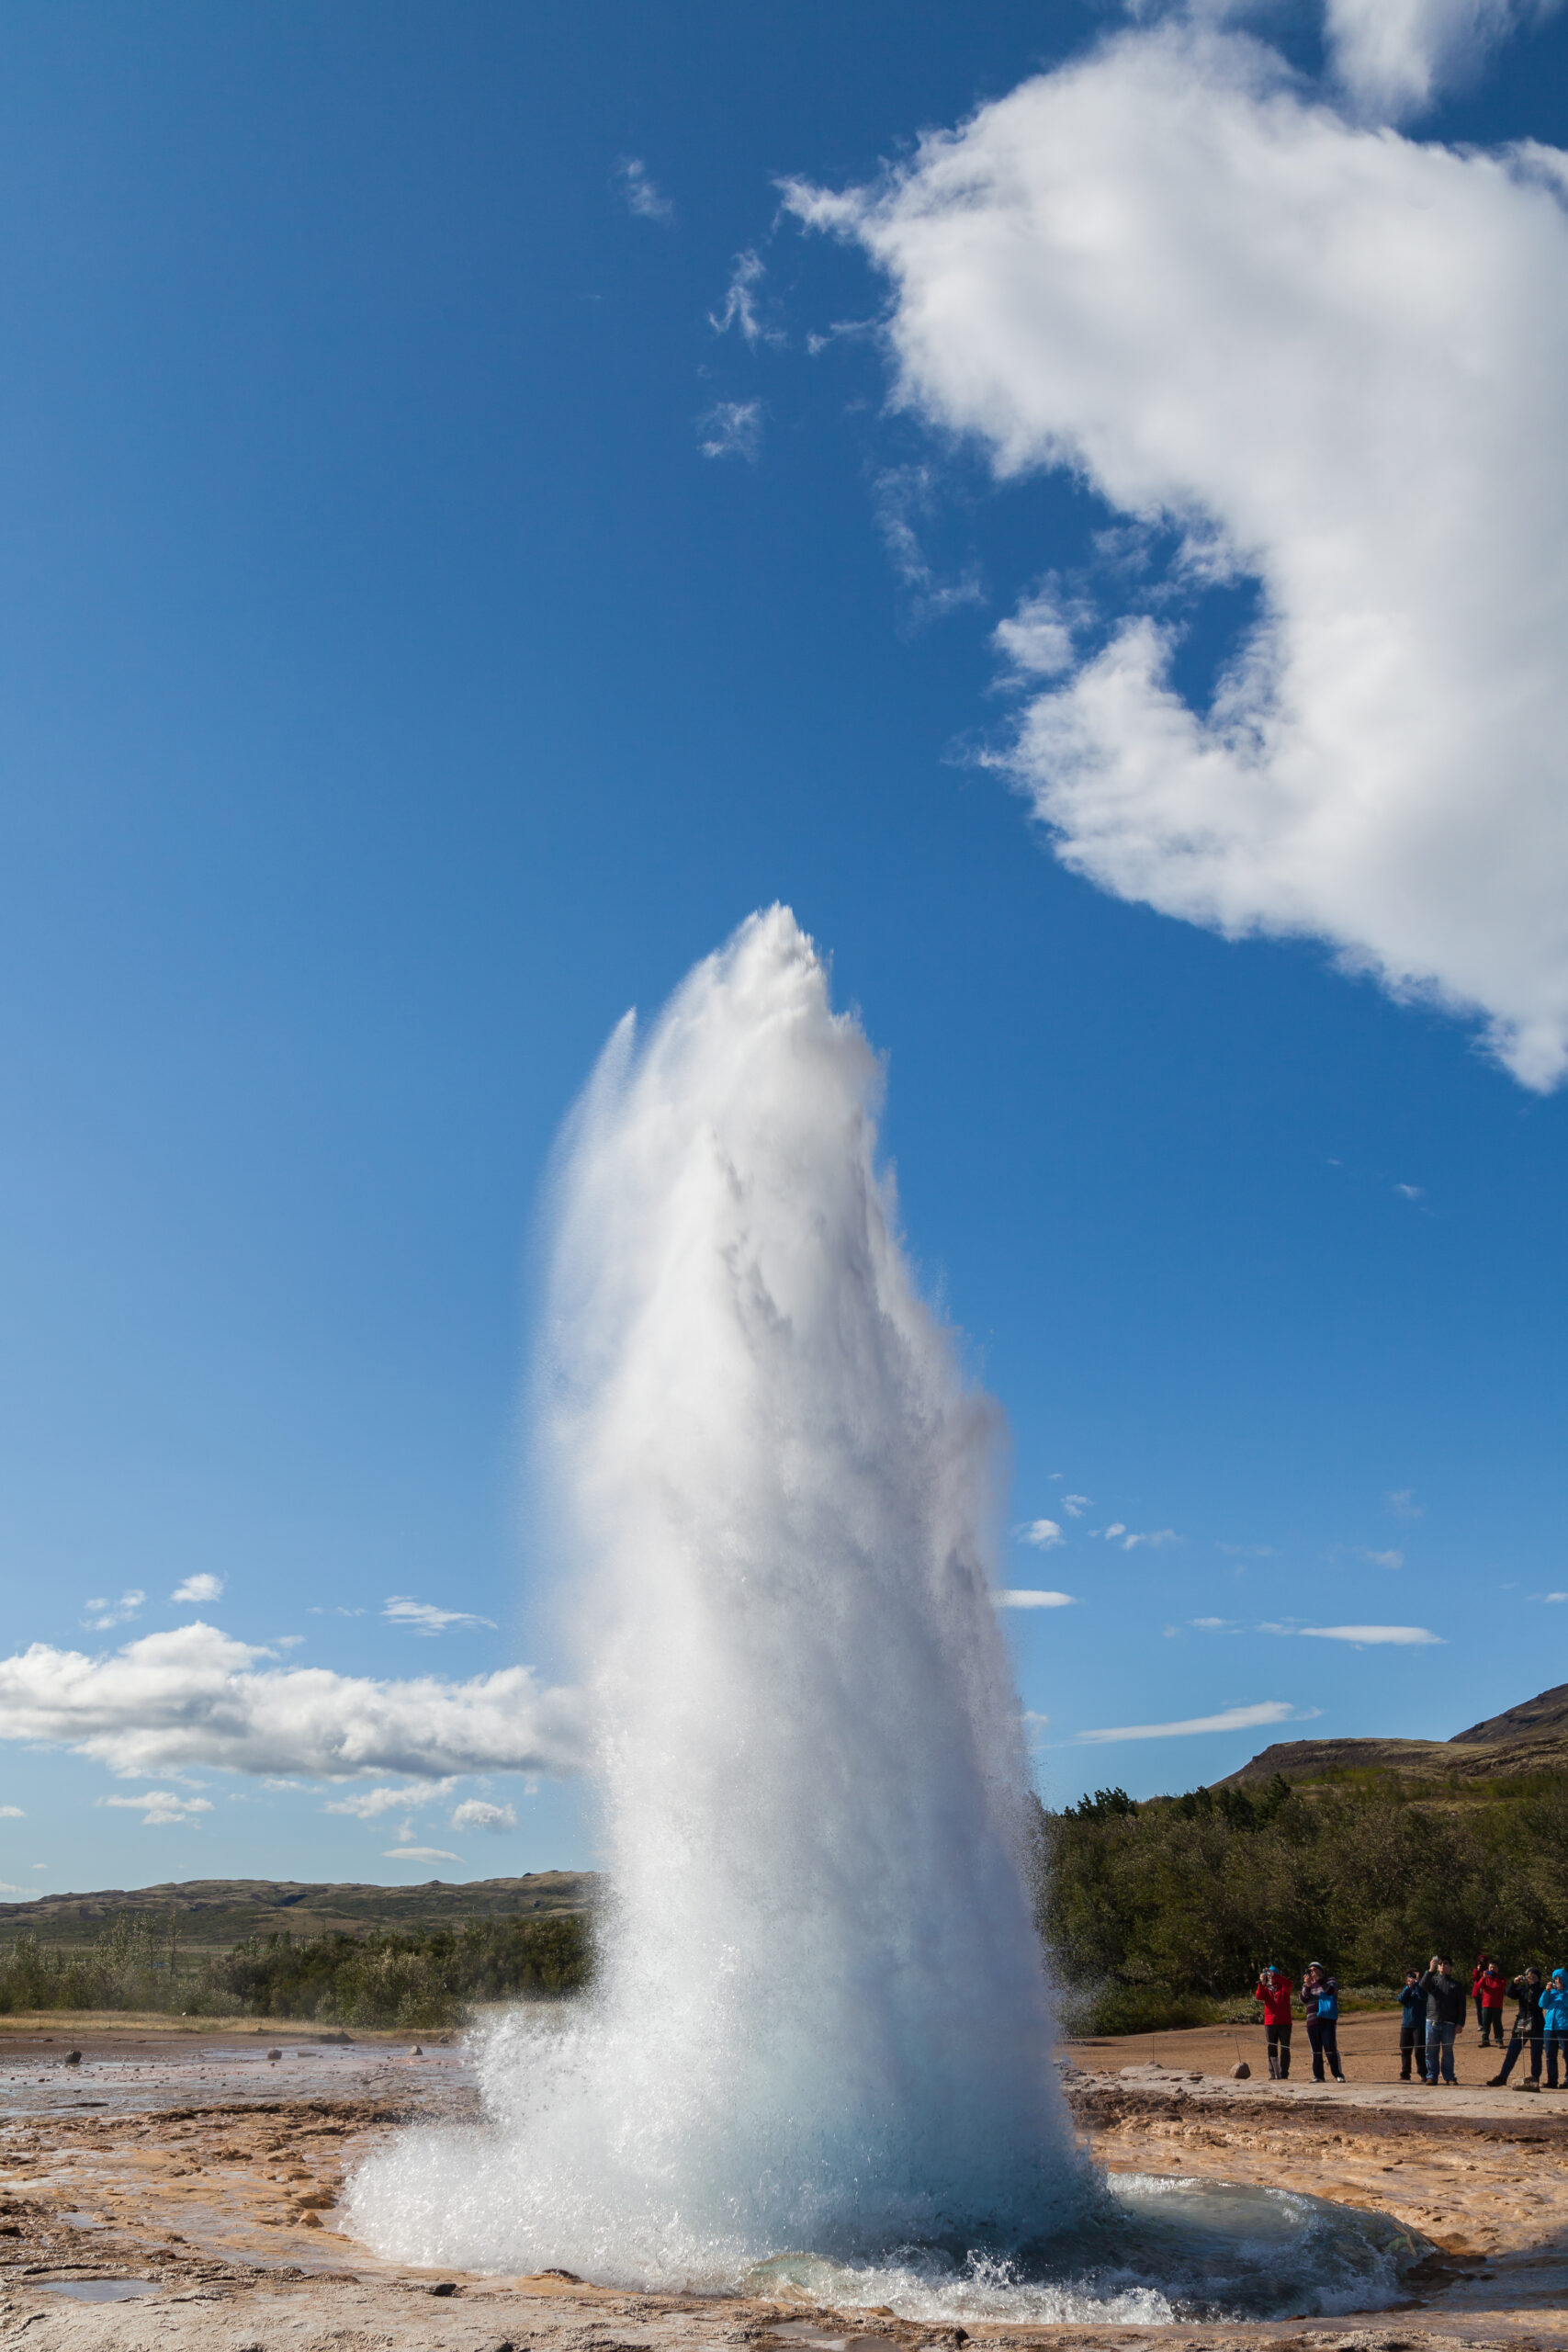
<box><xmin>1036</xmin><ymin>1770</ymin><xmax>1568</xmax><ymax>2034</ymax></box>
<box><xmin>0</xmin><ymin>1911</ymin><xmax>591</xmax><ymax>2030</ymax></box>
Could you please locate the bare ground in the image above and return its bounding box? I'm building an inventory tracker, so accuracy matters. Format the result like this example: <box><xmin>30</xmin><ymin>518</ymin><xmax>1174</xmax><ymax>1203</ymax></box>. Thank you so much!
<box><xmin>1</xmin><ymin>2018</ymin><xmax>1564</xmax><ymax>2352</ymax></box>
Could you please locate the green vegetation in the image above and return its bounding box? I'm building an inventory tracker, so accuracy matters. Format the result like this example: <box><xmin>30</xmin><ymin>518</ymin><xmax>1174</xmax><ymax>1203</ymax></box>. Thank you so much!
<box><xmin>1039</xmin><ymin>1770</ymin><xmax>1568</xmax><ymax>2035</ymax></box>
<box><xmin>0</xmin><ymin>1911</ymin><xmax>592</xmax><ymax>2030</ymax></box>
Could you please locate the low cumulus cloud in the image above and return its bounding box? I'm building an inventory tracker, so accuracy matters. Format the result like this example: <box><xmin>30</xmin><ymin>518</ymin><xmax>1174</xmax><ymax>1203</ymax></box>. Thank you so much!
<box><xmin>383</xmin><ymin>1844</ymin><xmax>459</xmax><ymax>1864</ymax></box>
<box><xmin>83</xmin><ymin>1590</ymin><xmax>144</xmax><ymax>1632</ymax></box>
<box><xmin>1078</xmin><ymin>1698</ymin><xmax>1306</xmax><ymax>1743</ymax></box>
<box><xmin>101</xmin><ymin>1790</ymin><xmax>213</xmax><ymax>1826</ymax></box>
<box><xmin>790</xmin><ymin>9</ymin><xmax>1568</xmax><ymax>1087</ymax></box>
<box><xmin>0</xmin><ymin>1622</ymin><xmax>584</xmax><ymax>1781</ymax></box>
<box><xmin>451</xmin><ymin>1799</ymin><xmax>519</xmax><ymax>1833</ymax></box>
<box><xmin>170</xmin><ymin>1574</ymin><xmax>224</xmax><ymax>1605</ymax></box>
<box><xmin>995</xmin><ymin>1589</ymin><xmax>1077</xmax><ymax>1610</ymax></box>
<box><xmin>1020</xmin><ymin>1518</ymin><xmax>1065</xmax><ymax>1549</ymax></box>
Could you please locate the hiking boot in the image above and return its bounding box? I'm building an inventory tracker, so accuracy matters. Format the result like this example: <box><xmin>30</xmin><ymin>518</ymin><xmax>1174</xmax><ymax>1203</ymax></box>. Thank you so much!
<box><xmin>1487</xmin><ymin>2074</ymin><xmax>1507</xmax><ymax>2086</ymax></box>
<box><xmin>1517</xmin><ymin>2080</ymin><xmax>1540</xmax><ymax>2091</ymax></box>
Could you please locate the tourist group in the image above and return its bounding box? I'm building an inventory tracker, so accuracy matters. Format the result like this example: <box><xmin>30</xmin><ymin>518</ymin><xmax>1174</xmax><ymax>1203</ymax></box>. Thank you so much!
<box><xmin>1251</xmin><ymin>1956</ymin><xmax>1568</xmax><ymax>2086</ymax></box>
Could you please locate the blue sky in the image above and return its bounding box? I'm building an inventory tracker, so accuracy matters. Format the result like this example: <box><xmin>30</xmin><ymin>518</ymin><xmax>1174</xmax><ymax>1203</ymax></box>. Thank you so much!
<box><xmin>1</xmin><ymin>0</ymin><xmax>1566</xmax><ymax>1894</ymax></box>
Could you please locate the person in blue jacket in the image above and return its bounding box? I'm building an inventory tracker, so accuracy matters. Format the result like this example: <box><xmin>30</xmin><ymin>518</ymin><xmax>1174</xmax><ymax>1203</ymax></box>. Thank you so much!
<box><xmin>1540</xmin><ymin>1966</ymin><xmax>1568</xmax><ymax>2090</ymax></box>
<box><xmin>1398</xmin><ymin>1967</ymin><xmax>1428</xmax><ymax>2081</ymax></box>
<box><xmin>1301</xmin><ymin>1961</ymin><xmax>1346</xmax><ymax>2082</ymax></box>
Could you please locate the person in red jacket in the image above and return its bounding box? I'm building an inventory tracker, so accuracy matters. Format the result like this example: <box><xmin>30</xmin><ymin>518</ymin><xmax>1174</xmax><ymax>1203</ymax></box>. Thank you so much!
<box><xmin>1255</xmin><ymin>1963</ymin><xmax>1292</xmax><ymax>2079</ymax></box>
<box><xmin>1473</xmin><ymin>1954</ymin><xmax>1506</xmax><ymax>2048</ymax></box>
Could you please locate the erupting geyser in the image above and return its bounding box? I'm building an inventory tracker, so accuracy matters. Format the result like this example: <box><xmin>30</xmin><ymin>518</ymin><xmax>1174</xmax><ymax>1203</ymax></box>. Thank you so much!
<box><xmin>346</xmin><ymin>910</ymin><xmax>1421</xmax><ymax>2320</ymax></box>
<box><xmin>348</xmin><ymin>907</ymin><xmax>1082</xmax><ymax>2278</ymax></box>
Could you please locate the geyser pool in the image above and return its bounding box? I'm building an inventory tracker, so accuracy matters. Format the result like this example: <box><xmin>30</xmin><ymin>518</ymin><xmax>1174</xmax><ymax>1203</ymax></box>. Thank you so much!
<box><xmin>345</xmin><ymin>909</ymin><xmax>1423</xmax><ymax>2320</ymax></box>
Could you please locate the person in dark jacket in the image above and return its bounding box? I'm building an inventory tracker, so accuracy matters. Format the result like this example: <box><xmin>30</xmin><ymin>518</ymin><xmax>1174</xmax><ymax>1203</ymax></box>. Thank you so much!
<box><xmin>1398</xmin><ymin>1968</ymin><xmax>1428</xmax><ymax>2081</ymax></box>
<box><xmin>1417</xmin><ymin>1955</ymin><xmax>1466</xmax><ymax>2085</ymax></box>
<box><xmin>1255</xmin><ymin>1963</ymin><xmax>1292</xmax><ymax>2078</ymax></box>
<box><xmin>1490</xmin><ymin>1967</ymin><xmax>1545</xmax><ymax>2089</ymax></box>
<box><xmin>1301</xmin><ymin>1962</ymin><xmax>1346</xmax><ymax>2082</ymax></box>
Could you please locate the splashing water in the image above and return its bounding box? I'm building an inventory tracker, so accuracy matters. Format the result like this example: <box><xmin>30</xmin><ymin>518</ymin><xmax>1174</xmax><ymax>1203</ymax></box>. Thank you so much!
<box><xmin>344</xmin><ymin>909</ymin><xmax>1423</xmax><ymax>2318</ymax></box>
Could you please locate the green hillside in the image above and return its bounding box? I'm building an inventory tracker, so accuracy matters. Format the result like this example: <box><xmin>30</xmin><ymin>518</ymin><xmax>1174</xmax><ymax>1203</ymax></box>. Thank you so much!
<box><xmin>0</xmin><ymin>1871</ymin><xmax>596</xmax><ymax>1954</ymax></box>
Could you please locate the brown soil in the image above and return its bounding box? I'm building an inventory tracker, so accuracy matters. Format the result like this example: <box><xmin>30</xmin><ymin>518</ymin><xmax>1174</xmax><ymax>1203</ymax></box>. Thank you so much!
<box><xmin>0</xmin><ymin>2029</ymin><xmax>1563</xmax><ymax>2352</ymax></box>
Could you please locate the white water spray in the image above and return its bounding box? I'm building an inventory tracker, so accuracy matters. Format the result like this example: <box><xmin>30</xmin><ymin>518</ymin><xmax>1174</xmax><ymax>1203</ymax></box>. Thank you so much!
<box><xmin>346</xmin><ymin>910</ymin><xmax>1419</xmax><ymax>2318</ymax></box>
<box><xmin>348</xmin><ymin>908</ymin><xmax>1081</xmax><ymax>2279</ymax></box>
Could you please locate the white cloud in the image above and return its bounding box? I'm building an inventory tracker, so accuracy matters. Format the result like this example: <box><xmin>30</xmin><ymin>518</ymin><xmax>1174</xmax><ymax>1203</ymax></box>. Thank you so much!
<box><xmin>321</xmin><ymin>1783</ymin><xmax>452</xmax><ymax>1821</ymax></box>
<box><xmin>451</xmin><ymin>1799</ymin><xmax>518</xmax><ymax>1833</ymax></box>
<box><xmin>1190</xmin><ymin>1615</ymin><xmax>1230</xmax><ymax>1629</ymax></box>
<box><xmin>995</xmin><ymin>1589</ymin><xmax>1078</xmax><ymax>1609</ymax></box>
<box><xmin>1364</xmin><ymin>1548</ymin><xmax>1405</xmax><ymax>1569</ymax></box>
<box><xmin>790</xmin><ymin>20</ymin><xmax>1568</xmax><ymax>1090</ymax></box>
<box><xmin>383</xmin><ymin>1845</ymin><xmax>459</xmax><ymax>1864</ymax></box>
<box><xmin>616</xmin><ymin>157</ymin><xmax>674</xmax><ymax>222</ymax></box>
<box><xmin>1297</xmin><ymin>1623</ymin><xmax>1442</xmax><ymax>1645</ymax></box>
<box><xmin>698</xmin><ymin>400</ymin><xmax>763</xmax><ymax>461</ymax></box>
<box><xmin>0</xmin><ymin>1805</ymin><xmax>22</xmax><ymax>1818</ymax></box>
<box><xmin>382</xmin><ymin>1597</ymin><xmax>498</xmax><ymax>1637</ymax></box>
<box><xmin>1386</xmin><ymin>1488</ymin><xmax>1423</xmax><ymax>1518</ymax></box>
<box><xmin>709</xmin><ymin>249</ymin><xmax>775</xmax><ymax>343</ymax></box>
<box><xmin>83</xmin><ymin>1590</ymin><xmax>144</xmax><ymax>1631</ymax></box>
<box><xmin>1062</xmin><ymin>1495</ymin><xmax>1091</xmax><ymax>1516</ymax></box>
<box><xmin>1122</xmin><ymin>1527</ymin><xmax>1179</xmax><ymax>1551</ymax></box>
<box><xmin>1324</xmin><ymin>0</ymin><xmax>1563</xmax><ymax>120</ymax></box>
<box><xmin>1021</xmin><ymin>1518</ymin><xmax>1065</xmax><ymax>1549</ymax></box>
<box><xmin>0</xmin><ymin>1881</ymin><xmax>31</xmax><ymax>1895</ymax></box>
<box><xmin>1535</xmin><ymin>1590</ymin><xmax>1568</xmax><ymax>1601</ymax></box>
<box><xmin>0</xmin><ymin>1622</ymin><xmax>583</xmax><ymax>1781</ymax></box>
<box><xmin>170</xmin><ymin>1574</ymin><xmax>224</xmax><ymax>1605</ymax></box>
<box><xmin>101</xmin><ymin>1790</ymin><xmax>213</xmax><ymax>1826</ymax></box>
<box><xmin>1078</xmin><ymin>1698</ymin><xmax>1302</xmax><ymax>1742</ymax></box>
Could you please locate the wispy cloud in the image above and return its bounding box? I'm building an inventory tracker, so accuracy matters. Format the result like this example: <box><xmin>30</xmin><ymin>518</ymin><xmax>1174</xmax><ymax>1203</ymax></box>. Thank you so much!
<box><xmin>709</xmin><ymin>249</ymin><xmax>777</xmax><ymax>343</ymax></box>
<box><xmin>996</xmin><ymin>1589</ymin><xmax>1077</xmax><ymax>1610</ymax></box>
<box><xmin>698</xmin><ymin>400</ymin><xmax>763</xmax><ymax>462</ymax></box>
<box><xmin>1078</xmin><ymin>1700</ymin><xmax>1304</xmax><ymax>1745</ymax></box>
<box><xmin>100</xmin><ymin>1790</ymin><xmax>213</xmax><ymax>1826</ymax></box>
<box><xmin>1297</xmin><ymin>1623</ymin><xmax>1442</xmax><ymax>1646</ymax></box>
<box><xmin>0</xmin><ymin>1805</ymin><xmax>23</xmax><ymax>1818</ymax></box>
<box><xmin>1097</xmin><ymin>1523</ymin><xmax>1178</xmax><ymax>1551</ymax></box>
<box><xmin>1020</xmin><ymin>1518</ymin><xmax>1064</xmax><ymax>1550</ymax></box>
<box><xmin>1061</xmin><ymin>1495</ymin><xmax>1091</xmax><ymax>1517</ymax></box>
<box><xmin>615</xmin><ymin>157</ymin><xmax>673</xmax><ymax>222</ymax></box>
<box><xmin>451</xmin><ymin>1799</ymin><xmax>518</xmax><ymax>1833</ymax></box>
<box><xmin>1363</xmin><ymin>1548</ymin><xmax>1404</xmax><ymax>1570</ymax></box>
<box><xmin>1535</xmin><ymin>1591</ymin><xmax>1567</xmax><ymax>1603</ymax></box>
<box><xmin>872</xmin><ymin>465</ymin><xmax>984</xmax><ymax>619</ymax></box>
<box><xmin>321</xmin><ymin>1782</ymin><xmax>452</xmax><ymax>1821</ymax></box>
<box><xmin>383</xmin><ymin>1845</ymin><xmax>459</xmax><ymax>1864</ymax></box>
<box><xmin>1385</xmin><ymin>1489</ymin><xmax>1423</xmax><ymax>1519</ymax></box>
<box><xmin>83</xmin><ymin>1590</ymin><xmax>145</xmax><ymax>1632</ymax></box>
<box><xmin>382</xmin><ymin>1598</ymin><xmax>498</xmax><ymax>1637</ymax></box>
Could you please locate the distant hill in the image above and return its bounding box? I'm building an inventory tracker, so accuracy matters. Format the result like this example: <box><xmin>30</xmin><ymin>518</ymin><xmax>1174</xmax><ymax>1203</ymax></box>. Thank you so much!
<box><xmin>0</xmin><ymin>1871</ymin><xmax>598</xmax><ymax>1952</ymax></box>
<box><xmin>1217</xmin><ymin>1681</ymin><xmax>1568</xmax><ymax>1790</ymax></box>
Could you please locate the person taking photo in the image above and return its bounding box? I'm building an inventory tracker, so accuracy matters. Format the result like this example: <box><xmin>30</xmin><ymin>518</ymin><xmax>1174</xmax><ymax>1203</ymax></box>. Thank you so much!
<box><xmin>1255</xmin><ymin>1963</ymin><xmax>1292</xmax><ymax>2079</ymax></box>
<box><xmin>1416</xmin><ymin>1955</ymin><xmax>1466</xmax><ymax>2085</ymax></box>
<box><xmin>1301</xmin><ymin>1962</ymin><xmax>1346</xmax><ymax>2083</ymax></box>
<box><xmin>1489</xmin><ymin>1966</ymin><xmax>1545</xmax><ymax>2090</ymax></box>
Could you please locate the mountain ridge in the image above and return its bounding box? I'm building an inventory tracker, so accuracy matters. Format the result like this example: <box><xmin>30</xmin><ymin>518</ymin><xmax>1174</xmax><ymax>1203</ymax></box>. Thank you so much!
<box><xmin>1216</xmin><ymin>1680</ymin><xmax>1568</xmax><ymax>1788</ymax></box>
